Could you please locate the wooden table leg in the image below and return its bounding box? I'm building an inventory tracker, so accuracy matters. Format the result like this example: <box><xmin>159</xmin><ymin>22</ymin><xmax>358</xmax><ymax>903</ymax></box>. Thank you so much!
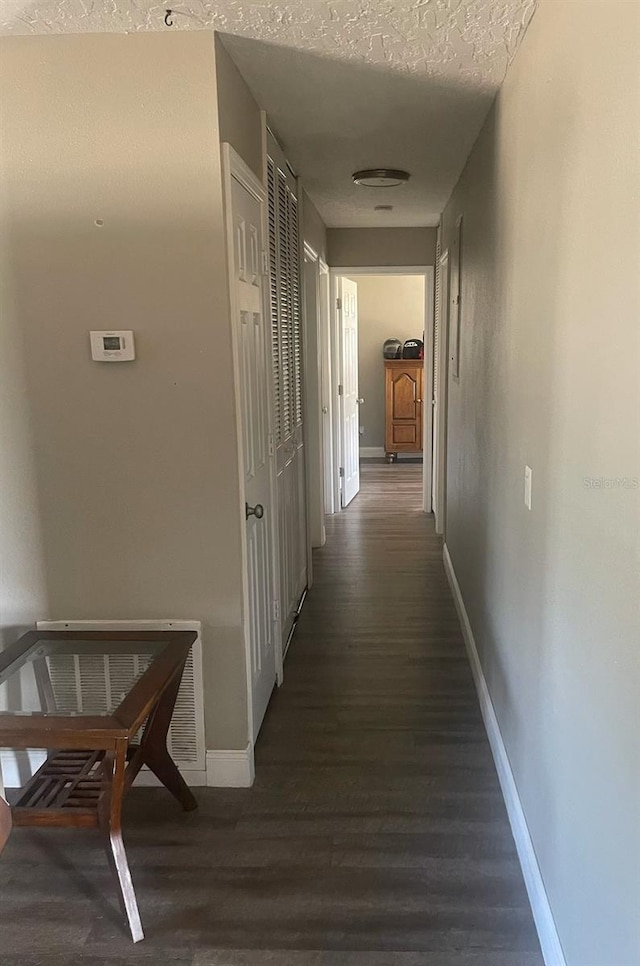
<box><xmin>137</xmin><ymin>670</ymin><xmax>198</xmax><ymax>812</ymax></box>
<box><xmin>0</xmin><ymin>795</ymin><xmax>11</xmax><ymax>856</ymax></box>
<box><xmin>100</xmin><ymin>740</ymin><xmax>144</xmax><ymax>943</ymax></box>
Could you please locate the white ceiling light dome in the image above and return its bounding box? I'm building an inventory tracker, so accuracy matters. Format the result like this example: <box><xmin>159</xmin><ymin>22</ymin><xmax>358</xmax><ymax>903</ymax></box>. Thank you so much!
<box><xmin>352</xmin><ymin>169</ymin><xmax>411</xmax><ymax>188</ymax></box>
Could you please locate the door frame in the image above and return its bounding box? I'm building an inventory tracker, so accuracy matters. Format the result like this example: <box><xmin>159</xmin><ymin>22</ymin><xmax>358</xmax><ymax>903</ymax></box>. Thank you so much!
<box><xmin>318</xmin><ymin>260</ymin><xmax>333</xmax><ymax>516</ymax></box>
<box><xmin>335</xmin><ymin>276</ymin><xmax>360</xmax><ymax>508</ymax></box>
<box><xmin>433</xmin><ymin>248</ymin><xmax>450</xmax><ymax>536</ymax></box>
<box><xmin>222</xmin><ymin>143</ymin><xmax>284</xmax><ymax>749</ymax></box>
<box><xmin>329</xmin><ymin>265</ymin><xmax>435</xmax><ymax>513</ymax></box>
<box><xmin>302</xmin><ymin>240</ymin><xmax>326</xmax><ymax>549</ymax></box>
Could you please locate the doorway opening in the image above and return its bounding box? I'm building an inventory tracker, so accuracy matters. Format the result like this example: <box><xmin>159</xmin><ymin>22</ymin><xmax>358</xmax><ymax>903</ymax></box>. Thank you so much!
<box><xmin>326</xmin><ymin>266</ymin><xmax>435</xmax><ymax>515</ymax></box>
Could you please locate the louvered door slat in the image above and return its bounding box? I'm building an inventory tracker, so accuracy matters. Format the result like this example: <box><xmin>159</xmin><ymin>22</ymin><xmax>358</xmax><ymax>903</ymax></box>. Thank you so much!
<box><xmin>267</xmin><ymin>132</ymin><xmax>308</xmax><ymax>648</ymax></box>
<box><xmin>290</xmin><ymin>194</ymin><xmax>302</xmax><ymax>427</ymax></box>
<box><xmin>267</xmin><ymin>159</ymin><xmax>282</xmax><ymax>444</ymax></box>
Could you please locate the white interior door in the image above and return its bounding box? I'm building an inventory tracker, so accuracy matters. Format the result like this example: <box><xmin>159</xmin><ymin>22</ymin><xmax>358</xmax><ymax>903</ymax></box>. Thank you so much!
<box><xmin>228</xmin><ymin>155</ymin><xmax>277</xmax><ymax>742</ymax></box>
<box><xmin>433</xmin><ymin>249</ymin><xmax>450</xmax><ymax>535</ymax></box>
<box><xmin>339</xmin><ymin>276</ymin><xmax>360</xmax><ymax>507</ymax></box>
<box><xmin>319</xmin><ymin>266</ymin><xmax>334</xmax><ymax>515</ymax></box>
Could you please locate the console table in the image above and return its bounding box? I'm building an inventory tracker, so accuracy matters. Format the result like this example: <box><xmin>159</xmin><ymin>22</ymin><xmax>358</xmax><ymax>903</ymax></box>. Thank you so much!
<box><xmin>0</xmin><ymin>629</ymin><xmax>198</xmax><ymax>942</ymax></box>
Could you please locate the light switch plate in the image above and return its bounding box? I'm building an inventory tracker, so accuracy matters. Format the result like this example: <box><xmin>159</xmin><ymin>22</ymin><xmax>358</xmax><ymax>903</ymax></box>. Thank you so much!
<box><xmin>524</xmin><ymin>465</ymin><xmax>532</xmax><ymax>510</ymax></box>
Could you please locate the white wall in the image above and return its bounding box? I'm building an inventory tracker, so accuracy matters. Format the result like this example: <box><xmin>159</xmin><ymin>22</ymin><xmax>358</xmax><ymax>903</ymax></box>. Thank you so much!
<box><xmin>440</xmin><ymin>2</ymin><xmax>640</xmax><ymax>963</ymax></box>
<box><xmin>0</xmin><ymin>31</ymin><xmax>251</xmax><ymax>752</ymax></box>
<box><xmin>348</xmin><ymin>275</ymin><xmax>425</xmax><ymax>450</ymax></box>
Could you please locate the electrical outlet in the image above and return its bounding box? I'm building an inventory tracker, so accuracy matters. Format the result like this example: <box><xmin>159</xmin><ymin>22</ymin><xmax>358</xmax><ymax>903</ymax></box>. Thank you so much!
<box><xmin>524</xmin><ymin>465</ymin><xmax>532</xmax><ymax>510</ymax></box>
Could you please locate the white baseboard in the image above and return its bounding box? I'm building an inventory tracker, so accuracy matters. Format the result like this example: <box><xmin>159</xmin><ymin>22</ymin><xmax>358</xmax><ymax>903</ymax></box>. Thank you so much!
<box><xmin>443</xmin><ymin>544</ymin><xmax>567</xmax><ymax>966</ymax></box>
<box><xmin>206</xmin><ymin>743</ymin><xmax>255</xmax><ymax>787</ymax></box>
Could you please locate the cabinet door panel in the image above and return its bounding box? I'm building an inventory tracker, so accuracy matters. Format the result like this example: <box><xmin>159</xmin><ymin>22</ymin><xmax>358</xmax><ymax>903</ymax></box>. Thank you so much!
<box><xmin>385</xmin><ymin>361</ymin><xmax>423</xmax><ymax>454</ymax></box>
<box><xmin>391</xmin><ymin>424</ymin><xmax>419</xmax><ymax>445</ymax></box>
<box><xmin>391</xmin><ymin>371</ymin><xmax>419</xmax><ymax>420</ymax></box>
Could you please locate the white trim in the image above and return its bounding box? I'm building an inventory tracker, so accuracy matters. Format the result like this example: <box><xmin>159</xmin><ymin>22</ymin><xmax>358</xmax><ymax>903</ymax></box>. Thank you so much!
<box><xmin>359</xmin><ymin>446</ymin><xmax>385</xmax><ymax>458</ymax></box>
<box><xmin>302</xmin><ymin>238</ymin><xmax>326</xmax><ymax>549</ymax></box>
<box><xmin>206</xmin><ymin>744</ymin><xmax>255</xmax><ymax>787</ymax></box>
<box><xmin>36</xmin><ymin>618</ymin><xmax>202</xmax><ymax>632</ymax></box>
<box><xmin>442</xmin><ymin>546</ymin><xmax>567</xmax><ymax>966</ymax></box>
<box><xmin>318</xmin><ymin>265</ymin><xmax>334</xmax><ymax>516</ymax></box>
<box><xmin>434</xmin><ymin>247</ymin><xmax>450</xmax><ymax>536</ymax></box>
<box><xmin>260</xmin><ymin>110</ymin><xmax>269</xmax><ymax>187</ymax></box>
<box><xmin>329</xmin><ymin>272</ymin><xmax>342</xmax><ymax>513</ymax></box>
<box><xmin>304</xmin><ymin>240</ymin><xmax>319</xmax><ymax>262</ymax></box>
<box><xmin>331</xmin><ymin>265</ymin><xmax>431</xmax><ymax>276</ymax></box>
<box><xmin>422</xmin><ymin>267</ymin><xmax>435</xmax><ymax>514</ymax></box>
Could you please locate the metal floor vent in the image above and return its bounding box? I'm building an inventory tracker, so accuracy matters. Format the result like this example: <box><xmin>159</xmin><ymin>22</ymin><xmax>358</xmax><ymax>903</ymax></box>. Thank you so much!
<box><xmin>37</xmin><ymin>621</ymin><xmax>205</xmax><ymax>773</ymax></box>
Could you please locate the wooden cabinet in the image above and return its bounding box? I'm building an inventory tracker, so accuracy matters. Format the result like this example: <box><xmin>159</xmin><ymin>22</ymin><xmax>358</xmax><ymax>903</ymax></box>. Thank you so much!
<box><xmin>384</xmin><ymin>359</ymin><xmax>423</xmax><ymax>462</ymax></box>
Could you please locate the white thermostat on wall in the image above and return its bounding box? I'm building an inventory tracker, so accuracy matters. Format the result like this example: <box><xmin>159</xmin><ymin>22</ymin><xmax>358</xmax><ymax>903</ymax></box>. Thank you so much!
<box><xmin>90</xmin><ymin>330</ymin><xmax>135</xmax><ymax>362</ymax></box>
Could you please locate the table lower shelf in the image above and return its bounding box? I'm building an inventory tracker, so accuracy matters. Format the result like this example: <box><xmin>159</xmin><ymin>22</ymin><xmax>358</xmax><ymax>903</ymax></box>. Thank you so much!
<box><xmin>13</xmin><ymin>749</ymin><xmax>106</xmax><ymax>828</ymax></box>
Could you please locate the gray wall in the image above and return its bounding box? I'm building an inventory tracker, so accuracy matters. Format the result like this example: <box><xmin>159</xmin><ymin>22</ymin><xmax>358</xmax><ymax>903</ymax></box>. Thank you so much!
<box><xmin>328</xmin><ymin>227</ymin><xmax>436</xmax><ymax>267</ymax></box>
<box><xmin>349</xmin><ymin>275</ymin><xmax>425</xmax><ymax>450</ymax></box>
<box><xmin>302</xmin><ymin>191</ymin><xmax>328</xmax><ymax>263</ymax></box>
<box><xmin>440</xmin><ymin>2</ymin><xmax>640</xmax><ymax>963</ymax></box>
<box><xmin>215</xmin><ymin>34</ymin><xmax>264</xmax><ymax>182</ymax></box>
<box><xmin>0</xmin><ymin>181</ymin><xmax>49</xmax><ymax>652</ymax></box>
<box><xmin>0</xmin><ymin>31</ymin><xmax>250</xmax><ymax>752</ymax></box>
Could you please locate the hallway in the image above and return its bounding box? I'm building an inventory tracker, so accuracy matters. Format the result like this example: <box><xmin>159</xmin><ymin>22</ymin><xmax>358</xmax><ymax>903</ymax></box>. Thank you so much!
<box><xmin>0</xmin><ymin>463</ymin><xmax>543</xmax><ymax>965</ymax></box>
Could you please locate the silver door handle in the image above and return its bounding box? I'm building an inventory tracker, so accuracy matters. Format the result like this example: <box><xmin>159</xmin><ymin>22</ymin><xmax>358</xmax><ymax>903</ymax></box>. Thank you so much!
<box><xmin>357</xmin><ymin>398</ymin><xmax>365</xmax><ymax>405</ymax></box>
<box><xmin>246</xmin><ymin>503</ymin><xmax>264</xmax><ymax>520</ymax></box>
<box><xmin>322</xmin><ymin>406</ymin><xmax>328</xmax><ymax>414</ymax></box>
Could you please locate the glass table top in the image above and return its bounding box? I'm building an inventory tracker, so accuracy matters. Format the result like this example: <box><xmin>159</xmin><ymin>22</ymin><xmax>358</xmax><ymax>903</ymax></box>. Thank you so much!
<box><xmin>0</xmin><ymin>636</ymin><xmax>169</xmax><ymax>718</ymax></box>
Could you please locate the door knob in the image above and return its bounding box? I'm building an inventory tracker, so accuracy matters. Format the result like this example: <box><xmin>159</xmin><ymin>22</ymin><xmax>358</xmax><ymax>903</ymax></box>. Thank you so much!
<box><xmin>322</xmin><ymin>406</ymin><xmax>328</xmax><ymax>414</ymax></box>
<box><xmin>357</xmin><ymin>398</ymin><xmax>365</xmax><ymax>405</ymax></box>
<box><xmin>246</xmin><ymin>503</ymin><xmax>264</xmax><ymax>520</ymax></box>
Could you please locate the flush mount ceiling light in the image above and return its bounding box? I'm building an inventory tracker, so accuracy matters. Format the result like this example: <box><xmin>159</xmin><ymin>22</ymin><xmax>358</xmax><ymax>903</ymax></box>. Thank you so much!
<box><xmin>353</xmin><ymin>168</ymin><xmax>410</xmax><ymax>188</ymax></box>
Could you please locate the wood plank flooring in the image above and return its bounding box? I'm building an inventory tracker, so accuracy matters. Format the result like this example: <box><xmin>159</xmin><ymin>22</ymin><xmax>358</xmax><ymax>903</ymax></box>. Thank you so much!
<box><xmin>0</xmin><ymin>462</ymin><xmax>544</xmax><ymax>965</ymax></box>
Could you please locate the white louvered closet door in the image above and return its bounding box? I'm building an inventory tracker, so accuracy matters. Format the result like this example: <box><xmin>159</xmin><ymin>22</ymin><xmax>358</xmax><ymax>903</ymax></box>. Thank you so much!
<box><xmin>267</xmin><ymin>134</ymin><xmax>307</xmax><ymax>653</ymax></box>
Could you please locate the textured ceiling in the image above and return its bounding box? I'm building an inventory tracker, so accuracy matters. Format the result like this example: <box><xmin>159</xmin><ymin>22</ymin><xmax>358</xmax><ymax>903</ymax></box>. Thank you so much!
<box><xmin>0</xmin><ymin>0</ymin><xmax>538</xmax><ymax>227</ymax></box>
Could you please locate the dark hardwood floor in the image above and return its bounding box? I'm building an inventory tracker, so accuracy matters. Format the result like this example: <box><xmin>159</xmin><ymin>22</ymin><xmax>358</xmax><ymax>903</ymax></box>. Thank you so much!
<box><xmin>0</xmin><ymin>462</ymin><xmax>544</xmax><ymax>966</ymax></box>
